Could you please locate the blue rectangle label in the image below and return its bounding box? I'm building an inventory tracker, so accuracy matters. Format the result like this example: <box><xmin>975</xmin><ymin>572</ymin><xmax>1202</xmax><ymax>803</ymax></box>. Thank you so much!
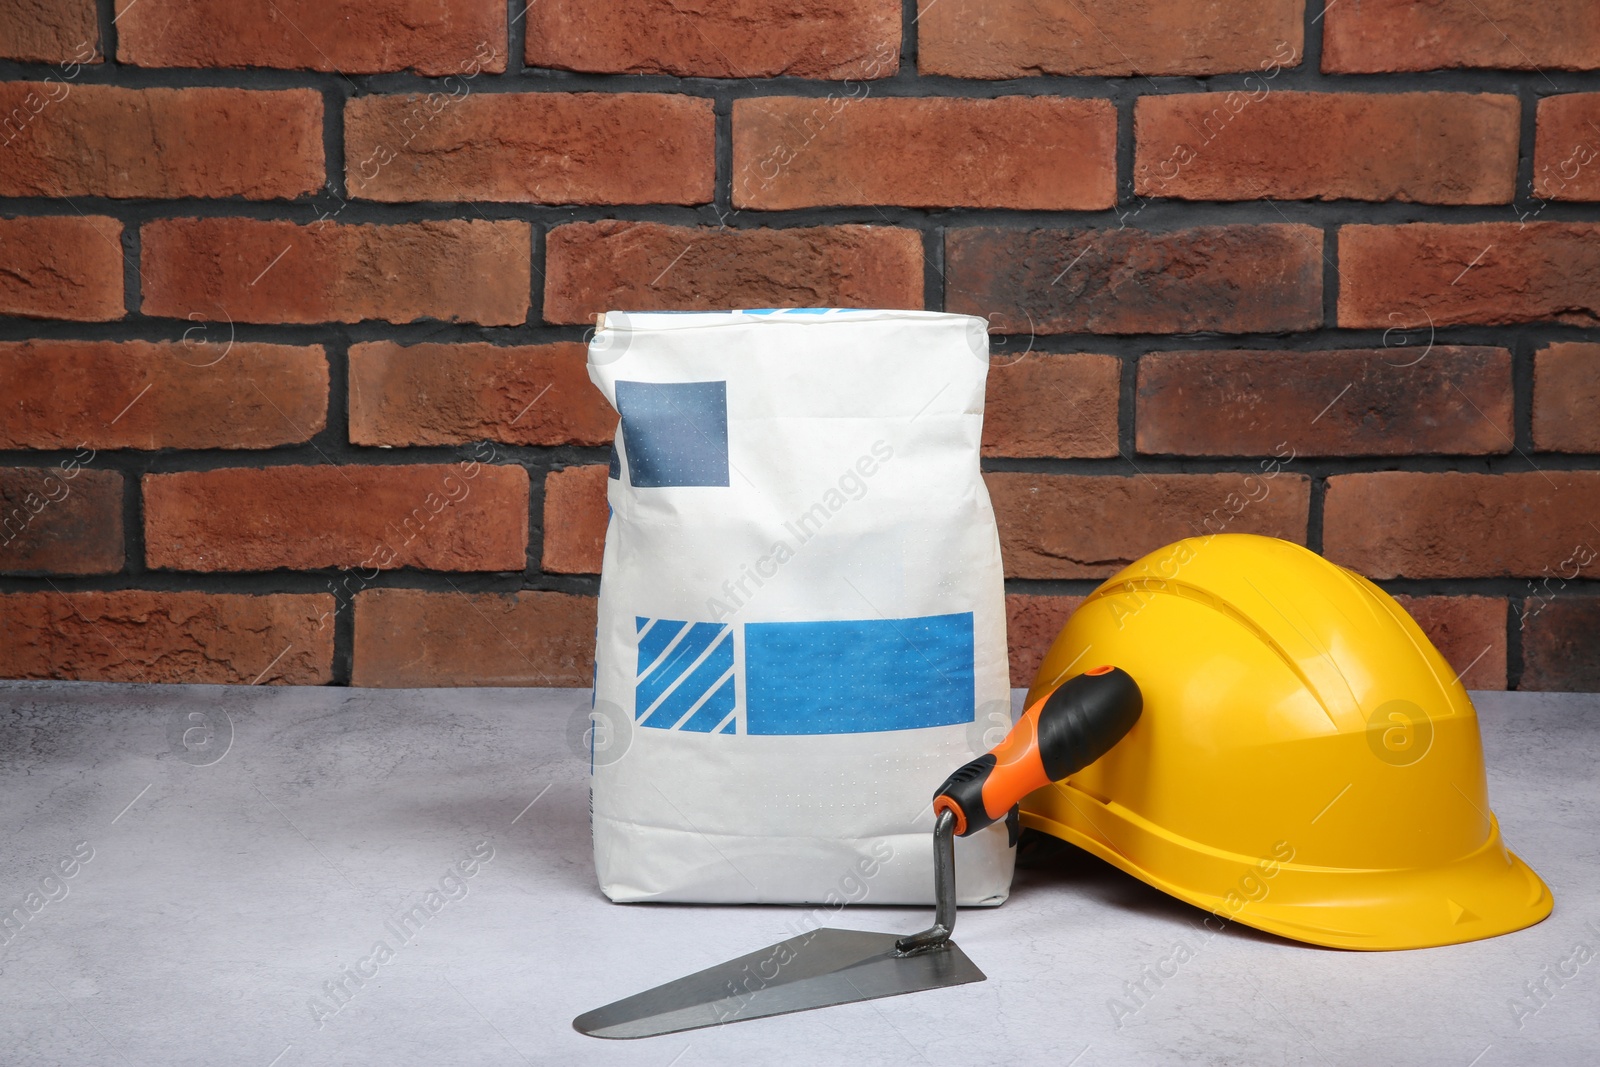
<box><xmin>744</xmin><ymin>613</ymin><xmax>975</xmax><ymax>735</ymax></box>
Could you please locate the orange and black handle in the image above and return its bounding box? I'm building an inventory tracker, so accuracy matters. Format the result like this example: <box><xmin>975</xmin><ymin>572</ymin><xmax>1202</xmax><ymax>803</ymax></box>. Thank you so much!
<box><xmin>933</xmin><ymin>666</ymin><xmax>1142</xmax><ymax>837</ymax></box>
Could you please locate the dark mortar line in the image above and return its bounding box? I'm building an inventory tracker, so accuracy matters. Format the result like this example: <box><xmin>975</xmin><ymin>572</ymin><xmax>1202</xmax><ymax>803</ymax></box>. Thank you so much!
<box><xmin>3</xmin><ymin>569</ymin><xmax>1576</xmax><ymax>599</ymax></box>
<box><xmin>1507</xmin><ymin>599</ymin><xmax>1527</xmax><ymax>690</ymax></box>
<box><xmin>525</xmin><ymin>456</ymin><xmax>547</xmax><ymax>582</ymax></box>
<box><xmin>979</xmin><ymin>453</ymin><xmax>1599</xmax><ymax>475</ymax></box>
<box><xmin>506</xmin><ymin>0</ymin><xmax>528</xmax><ymax>76</ymax></box>
<box><xmin>1321</xmin><ymin>220</ymin><xmax>1340</xmax><ymax>332</ymax></box>
<box><xmin>1117</xmin><ymin>348</ymin><xmax>1138</xmax><ymax>462</ymax></box>
<box><xmin>94</xmin><ymin>0</ymin><xmax>115</xmax><ymax>65</ymax></box>
<box><xmin>1114</xmin><ymin>87</ymin><xmax>1136</xmax><ymax>217</ymax></box>
<box><xmin>4</xmin><ymin>319</ymin><xmax>1597</xmax><ymax>354</ymax></box>
<box><xmin>526</xmin><ymin>220</ymin><xmax>548</xmax><ymax>325</ymax></box>
<box><xmin>1303</xmin><ymin>1</ymin><xmax>1326</xmax><ymax>78</ymax></box>
<box><xmin>1374</xmin><ymin>578</ymin><xmax>1559</xmax><ymax>597</ymax></box>
<box><xmin>1305</xmin><ymin>475</ymin><xmax>1326</xmax><ymax>554</ymax></box>
<box><xmin>900</xmin><ymin>0</ymin><xmax>918</xmax><ymax>73</ymax></box>
<box><xmin>0</xmin><ymin>443</ymin><xmax>612</xmax><ymax>473</ymax></box>
<box><xmin>320</xmin><ymin>335</ymin><xmax>352</xmax><ymax>457</ymax></box>
<box><xmin>322</xmin><ymin>83</ymin><xmax>349</xmax><ymax>202</ymax></box>
<box><xmin>0</xmin><ymin>570</ymin><xmax>602</xmax><ymax>595</ymax></box>
<box><xmin>1516</xmin><ymin>86</ymin><xmax>1540</xmax><ymax>208</ymax></box>
<box><xmin>712</xmin><ymin>88</ymin><xmax>734</xmax><ymax>218</ymax></box>
<box><xmin>332</xmin><ymin>587</ymin><xmax>354</xmax><ymax>685</ymax></box>
<box><xmin>0</xmin><ymin>319</ymin><xmax>594</xmax><ymax>346</ymax></box>
<box><xmin>119</xmin><ymin>221</ymin><xmax>140</xmax><ymax>316</ymax></box>
<box><xmin>11</xmin><ymin>448</ymin><xmax>1599</xmax><ymax>478</ymax></box>
<box><xmin>976</xmin><ymin>326</ymin><xmax>1600</xmax><ymax>354</ymax></box>
<box><xmin>11</xmin><ymin>195</ymin><xmax>1600</xmax><ymax>232</ymax></box>
<box><xmin>7</xmin><ymin>57</ymin><xmax>1600</xmax><ymax>97</ymax></box>
<box><xmin>1512</xmin><ymin>332</ymin><xmax>1538</xmax><ymax>454</ymax></box>
<box><xmin>120</xmin><ymin>460</ymin><xmax>143</xmax><ymax>578</ymax></box>
<box><xmin>1003</xmin><ymin>579</ymin><xmax>1116</xmax><ymax>597</ymax></box>
<box><xmin>1004</xmin><ymin>575</ymin><xmax>1578</xmax><ymax>598</ymax></box>
<box><xmin>921</xmin><ymin>228</ymin><xmax>943</xmax><ymax>310</ymax></box>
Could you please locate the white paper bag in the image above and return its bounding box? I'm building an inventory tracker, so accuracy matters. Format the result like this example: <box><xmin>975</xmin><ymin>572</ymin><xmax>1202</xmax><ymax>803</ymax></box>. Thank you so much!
<box><xmin>586</xmin><ymin>308</ymin><xmax>1014</xmax><ymax>905</ymax></box>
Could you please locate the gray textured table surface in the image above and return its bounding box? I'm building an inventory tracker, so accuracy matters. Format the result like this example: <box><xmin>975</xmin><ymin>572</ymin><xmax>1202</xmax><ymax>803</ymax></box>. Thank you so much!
<box><xmin>0</xmin><ymin>683</ymin><xmax>1595</xmax><ymax>1067</ymax></box>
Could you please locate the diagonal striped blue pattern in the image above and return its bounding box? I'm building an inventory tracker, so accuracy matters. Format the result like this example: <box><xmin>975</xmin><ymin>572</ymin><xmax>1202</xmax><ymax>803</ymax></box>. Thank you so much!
<box><xmin>635</xmin><ymin>616</ymin><xmax>682</xmax><ymax>677</ymax></box>
<box><xmin>675</xmin><ymin>673</ymin><xmax>736</xmax><ymax>734</ymax></box>
<box><xmin>634</xmin><ymin>618</ymin><xmax>735</xmax><ymax>732</ymax></box>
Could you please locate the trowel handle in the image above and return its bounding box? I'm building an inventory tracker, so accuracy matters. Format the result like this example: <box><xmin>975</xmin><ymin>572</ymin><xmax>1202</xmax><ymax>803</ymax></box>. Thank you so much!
<box><xmin>932</xmin><ymin>666</ymin><xmax>1142</xmax><ymax>837</ymax></box>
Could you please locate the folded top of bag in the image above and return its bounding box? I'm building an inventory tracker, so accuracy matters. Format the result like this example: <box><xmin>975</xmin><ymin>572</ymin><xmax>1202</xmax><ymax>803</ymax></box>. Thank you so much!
<box><xmin>595</xmin><ymin>307</ymin><xmax>984</xmax><ymax>333</ymax></box>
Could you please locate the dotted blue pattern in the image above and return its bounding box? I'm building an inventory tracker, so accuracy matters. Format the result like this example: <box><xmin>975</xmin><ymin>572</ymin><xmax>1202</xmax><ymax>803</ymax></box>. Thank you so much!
<box><xmin>744</xmin><ymin>613</ymin><xmax>976</xmax><ymax>735</ymax></box>
<box><xmin>614</xmin><ymin>380</ymin><xmax>729</xmax><ymax>488</ymax></box>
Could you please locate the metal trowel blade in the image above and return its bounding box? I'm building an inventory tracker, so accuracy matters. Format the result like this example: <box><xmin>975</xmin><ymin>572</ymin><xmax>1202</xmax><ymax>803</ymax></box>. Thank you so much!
<box><xmin>573</xmin><ymin>926</ymin><xmax>985</xmax><ymax>1039</ymax></box>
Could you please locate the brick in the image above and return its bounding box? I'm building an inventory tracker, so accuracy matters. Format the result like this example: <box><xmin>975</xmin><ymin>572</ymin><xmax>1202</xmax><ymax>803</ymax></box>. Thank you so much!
<box><xmin>0</xmin><ymin>591</ymin><xmax>333</xmax><ymax>684</ymax></box>
<box><xmin>0</xmin><ymin>85</ymin><xmax>322</xmax><ymax>200</ymax></box>
<box><xmin>349</xmin><ymin>342</ymin><xmax>612</xmax><ymax>447</ymax></box>
<box><xmin>0</xmin><ymin>341</ymin><xmax>327</xmax><ymax>450</ymax></box>
<box><xmin>1392</xmin><ymin>595</ymin><xmax>1507</xmax><ymax>691</ymax></box>
<box><xmin>542</xmin><ymin>465</ymin><xmax>609</xmax><ymax>575</ymax></box>
<box><xmin>115</xmin><ymin>0</ymin><xmax>505</xmax><ymax>75</ymax></box>
<box><xmin>1136</xmin><ymin>347</ymin><xmax>1512</xmax><ymax>457</ymax></box>
<box><xmin>543</xmin><ymin>221</ymin><xmax>923</xmax><ymax>324</ymax></box>
<box><xmin>1533</xmin><ymin>343</ymin><xmax>1600</xmax><ymax>452</ymax></box>
<box><xmin>0</xmin><ymin>1</ymin><xmax>98</xmax><ymax>63</ymax></box>
<box><xmin>733</xmin><ymin>96</ymin><xmax>1116</xmax><ymax>210</ymax></box>
<box><xmin>525</xmin><ymin>0</ymin><xmax>899</xmax><ymax>79</ymax></box>
<box><xmin>345</xmin><ymin>92</ymin><xmax>713</xmax><ymax>205</ymax></box>
<box><xmin>0</xmin><ymin>468</ymin><xmax>122</xmax><ymax>575</ymax></box>
<box><xmin>985</xmin><ymin>472</ymin><xmax>1310</xmax><ymax>579</ymax></box>
<box><xmin>947</xmin><ymin>225</ymin><xmax>1322</xmax><ymax>336</ymax></box>
<box><xmin>1339</xmin><ymin>223</ymin><xmax>1600</xmax><ymax>328</ymax></box>
<box><xmin>1135</xmin><ymin>91</ymin><xmax>1518</xmax><ymax>204</ymax></box>
<box><xmin>0</xmin><ymin>216</ymin><xmax>122</xmax><ymax>321</ymax></box>
<box><xmin>1323</xmin><ymin>472</ymin><xmax>1600</xmax><ymax>578</ymax></box>
<box><xmin>1521</xmin><ymin>598</ymin><xmax>1600</xmax><ymax>692</ymax></box>
<box><xmin>352</xmin><ymin>589</ymin><xmax>596</xmax><ymax>686</ymax></box>
<box><xmin>983</xmin><ymin>353</ymin><xmax>1120</xmax><ymax>459</ymax></box>
<box><xmin>144</xmin><ymin>464</ymin><xmax>528</xmax><ymax>572</ymax></box>
<box><xmin>1006</xmin><ymin>594</ymin><xmax>1085</xmax><ymax>688</ymax></box>
<box><xmin>1533</xmin><ymin>94</ymin><xmax>1600</xmax><ymax>200</ymax></box>
<box><xmin>140</xmin><ymin>218</ymin><xmax>529</xmax><ymax>326</ymax></box>
<box><xmin>918</xmin><ymin>0</ymin><xmax>1302</xmax><ymax>77</ymax></box>
<box><xmin>1323</xmin><ymin>0</ymin><xmax>1600</xmax><ymax>73</ymax></box>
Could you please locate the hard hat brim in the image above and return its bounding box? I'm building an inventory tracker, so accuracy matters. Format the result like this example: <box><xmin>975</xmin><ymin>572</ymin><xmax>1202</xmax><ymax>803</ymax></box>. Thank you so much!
<box><xmin>1023</xmin><ymin>783</ymin><xmax>1554</xmax><ymax>951</ymax></box>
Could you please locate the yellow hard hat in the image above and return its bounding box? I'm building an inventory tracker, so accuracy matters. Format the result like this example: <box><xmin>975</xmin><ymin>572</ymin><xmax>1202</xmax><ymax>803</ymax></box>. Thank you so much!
<box><xmin>1021</xmin><ymin>534</ymin><xmax>1552</xmax><ymax>950</ymax></box>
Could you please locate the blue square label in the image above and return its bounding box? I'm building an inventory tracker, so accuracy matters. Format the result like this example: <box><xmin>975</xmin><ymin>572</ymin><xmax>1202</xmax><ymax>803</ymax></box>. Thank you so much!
<box><xmin>614</xmin><ymin>380</ymin><xmax>729</xmax><ymax>488</ymax></box>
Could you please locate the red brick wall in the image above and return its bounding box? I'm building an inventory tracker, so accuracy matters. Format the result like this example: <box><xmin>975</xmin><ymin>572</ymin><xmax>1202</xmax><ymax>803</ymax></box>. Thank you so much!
<box><xmin>2</xmin><ymin>1</ymin><xmax>1597</xmax><ymax>690</ymax></box>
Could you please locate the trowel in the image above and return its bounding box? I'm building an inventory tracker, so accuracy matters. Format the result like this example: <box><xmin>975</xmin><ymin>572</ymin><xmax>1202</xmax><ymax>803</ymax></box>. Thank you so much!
<box><xmin>574</xmin><ymin>666</ymin><xmax>1142</xmax><ymax>1039</ymax></box>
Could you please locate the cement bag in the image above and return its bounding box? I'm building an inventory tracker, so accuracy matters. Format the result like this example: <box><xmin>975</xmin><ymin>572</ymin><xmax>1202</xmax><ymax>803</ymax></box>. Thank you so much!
<box><xmin>586</xmin><ymin>308</ymin><xmax>1013</xmax><ymax>905</ymax></box>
